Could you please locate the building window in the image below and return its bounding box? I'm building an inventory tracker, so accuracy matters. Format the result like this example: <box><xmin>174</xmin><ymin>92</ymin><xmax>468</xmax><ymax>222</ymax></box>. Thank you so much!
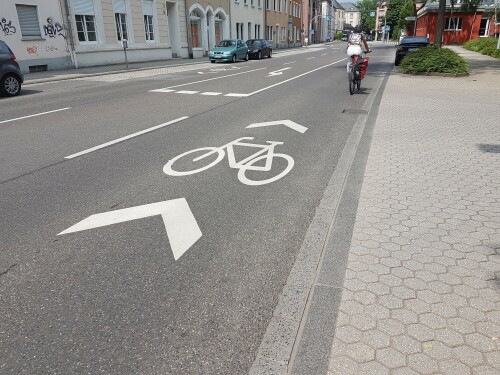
<box><xmin>144</xmin><ymin>15</ymin><xmax>154</xmax><ymax>41</ymax></box>
<box><xmin>190</xmin><ymin>11</ymin><xmax>202</xmax><ymax>47</ymax></box>
<box><xmin>73</xmin><ymin>0</ymin><xmax>97</xmax><ymax>42</ymax></box>
<box><xmin>445</xmin><ymin>17</ymin><xmax>462</xmax><ymax>30</ymax></box>
<box><xmin>75</xmin><ymin>15</ymin><xmax>97</xmax><ymax>42</ymax></box>
<box><xmin>142</xmin><ymin>0</ymin><xmax>154</xmax><ymax>41</ymax></box>
<box><xmin>113</xmin><ymin>0</ymin><xmax>128</xmax><ymax>41</ymax></box>
<box><xmin>15</xmin><ymin>4</ymin><xmax>42</xmax><ymax>39</ymax></box>
<box><xmin>266</xmin><ymin>0</ymin><xmax>270</xmax><ymax>10</ymax></box>
<box><xmin>115</xmin><ymin>13</ymin><xmax>128</xmax><ymax>41</ymax></box>
<box><xmin>215</xmin><ymin>15</ymin><xmax>223</xmax><ymax>44</ymax></box>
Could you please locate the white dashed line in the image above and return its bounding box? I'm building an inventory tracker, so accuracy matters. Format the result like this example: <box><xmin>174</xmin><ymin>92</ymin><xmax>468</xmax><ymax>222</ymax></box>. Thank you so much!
<box><xmin>306</xmin><ymin>57</ymin><xmax>316</xmax><ymax>60</ymax></box>
<box><xmin>176</xmin><ymin>90</ymin><xmax>199</xmax><ymax>94</ymax></box>
<box><xmin>224</xmin><ymin>93</ymin><xmax>250</xmax><ymax>97</ymax></box>
<box><xmin>150</xmin><ymin>88</ymin><xmax>175</xmax><ymax>93</ymax></box>
<box><xmin>200</xmin><ymin>92</ymin><xmax>223</xmax><ymax>96</ymax></box>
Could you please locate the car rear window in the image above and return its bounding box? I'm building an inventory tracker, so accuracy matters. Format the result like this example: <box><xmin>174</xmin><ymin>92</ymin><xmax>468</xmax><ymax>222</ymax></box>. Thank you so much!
<box><xmin>401</xmin><ymin>37</ymin><xmax>428</xmax><ymax>44</ymax></box>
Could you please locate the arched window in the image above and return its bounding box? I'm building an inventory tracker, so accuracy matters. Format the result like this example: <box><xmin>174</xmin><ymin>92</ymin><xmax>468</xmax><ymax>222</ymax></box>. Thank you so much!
<box><xmin>190</xmin><ymin>10</ymin><xmax>203</xmax><ymax>47</ymax></box>
<box><xmin>214</xmin><ymin>13</ymin><xmax>224</xmax><ymax>44</ymax></box>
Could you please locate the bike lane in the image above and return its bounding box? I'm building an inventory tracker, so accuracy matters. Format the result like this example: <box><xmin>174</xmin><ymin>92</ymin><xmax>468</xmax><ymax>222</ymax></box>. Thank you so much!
<box><xmin>0</xmin><ymin>46</ymin><xmax>392</xmax><ymax>374</ymax></box>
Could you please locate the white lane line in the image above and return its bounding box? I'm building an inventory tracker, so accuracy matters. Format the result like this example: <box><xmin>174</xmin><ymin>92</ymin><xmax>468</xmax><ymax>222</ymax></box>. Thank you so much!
<box><xmin>0</xmin><ymin>107</ymin><xmax>71</xmax><ymax>124</ymax></box>
<box><xmin>247</xmin><ymin>58</ymin><xmax>347</xmax><ymax>97</ymax></box>
<box><xmin>306</xmin><ymin>57</ymin><xmax>316</xmax><ymax>60</ymax></box>
<box><xmin>200</xmin><ymin>92</ymin><xmax>222</xmax><ymax>96</ymax></box>
<box><xmin>150</xmin><ymin>89</ymin><xmax>175</xmax><ymax>93</ymax></box>
<box><xmin>65</xmin><ymin>116</ymin><xmax>189</xmax><ymax>159</ymax></box>
<box><xmin>321</xmin><ymin>53</ymin><xmax>327</xmax><ymax>56</ymax></box>
<box><xmin>176</xmin><ymin>90</ymin><xmax>198</xmax><ymax>94</ymax></box>
<box><xmin>224</xmin><ymin>93</ymin><xmax>250</xmax><ymax>97</ymax></box>
<box><xmin>283</xmin><ymin>61</ymin><xmax>296</xmax><ymax>65</ymax></box>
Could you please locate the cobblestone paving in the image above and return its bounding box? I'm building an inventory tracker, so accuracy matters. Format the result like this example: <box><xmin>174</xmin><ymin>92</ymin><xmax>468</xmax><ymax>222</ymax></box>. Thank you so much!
<box><xmin>328</xmin><ymin>73</ymin><xmax>500</xmax><ymax>374</ymax></box>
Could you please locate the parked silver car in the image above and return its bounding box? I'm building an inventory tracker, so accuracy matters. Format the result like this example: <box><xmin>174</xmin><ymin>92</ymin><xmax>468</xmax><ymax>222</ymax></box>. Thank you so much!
<box><xmin>0</xmin><ymin>40</ymin><xmax>24</xmax><ymax>97</ymax></box>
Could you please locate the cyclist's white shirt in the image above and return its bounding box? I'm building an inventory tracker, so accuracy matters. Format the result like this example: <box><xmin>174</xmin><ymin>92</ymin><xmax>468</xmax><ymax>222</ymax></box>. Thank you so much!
<box><xmin>347</xmin><ymin>32</ymin><xmax>363</xmax><ymax>57</ymax></box>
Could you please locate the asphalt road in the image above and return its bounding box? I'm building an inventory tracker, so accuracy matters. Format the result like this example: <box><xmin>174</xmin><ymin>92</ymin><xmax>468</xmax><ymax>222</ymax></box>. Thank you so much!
<box><xmin>1</xmin><ymin>44</ymin><xmax>394</xmax><ymax>374</ymax></box>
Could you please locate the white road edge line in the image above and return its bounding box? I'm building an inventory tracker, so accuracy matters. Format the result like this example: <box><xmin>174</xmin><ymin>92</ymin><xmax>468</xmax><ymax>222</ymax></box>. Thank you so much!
<box><xmin>65</xmin><ymin>116</ymin><xmax>189</xmax><ymax>159</ymax></box>
<box><xmin>0</xmin><ymin>107</ymin><xmax>71</xmax><ymax>124</ymax></box>
<box><xmin>247</xmin><ymin>58</ymin><xmax>347</xmax><ymax>96</ymax></box>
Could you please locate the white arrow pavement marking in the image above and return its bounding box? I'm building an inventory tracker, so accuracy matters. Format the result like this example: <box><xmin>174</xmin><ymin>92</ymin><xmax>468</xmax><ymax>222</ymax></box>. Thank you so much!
<box><xmin>246</xmin><ymin>120</ymin><xmax>308</xmax><ymax>133</ymax></box>
<box><xmin>58</xmin><ymin>199</ymin><xmax>202</xmax><ymax>261</ymax></box>
<box><xmin>268</xmin><ymin>67</ymin><xmax>291</xmax><ymax>76</ymax></box>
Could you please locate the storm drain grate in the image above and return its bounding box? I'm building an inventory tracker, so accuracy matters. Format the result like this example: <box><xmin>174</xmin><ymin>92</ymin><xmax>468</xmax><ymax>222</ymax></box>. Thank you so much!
<box><xmin>342</xmin><ymin>109</ymin><xmax>368</xmax><ymax>114</ymax></box>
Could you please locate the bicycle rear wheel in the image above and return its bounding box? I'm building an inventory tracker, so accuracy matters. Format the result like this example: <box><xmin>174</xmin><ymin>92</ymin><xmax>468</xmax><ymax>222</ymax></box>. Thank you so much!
<box><xmin>348</xmin><ymin>71</ymin><xmax>355</xmax><ymax>95</ymax></box>
<box><xmin>164</xmin><ymin>147</ymin><xmax>224</xmax><ymax>176</ymax></box>
<box><xmin>356</xmin><ymin>78</ymin><xmax>361</xmax><ymax>90</ymax></box>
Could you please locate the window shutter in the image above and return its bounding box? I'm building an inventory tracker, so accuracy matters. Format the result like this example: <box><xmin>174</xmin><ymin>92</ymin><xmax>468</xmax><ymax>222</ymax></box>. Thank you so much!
<box><xmin>73</xmin><ymin>0</ymin><xmax>95</xmax><ymax>15</ymax></box>
<box><xmin>113</xmin><ymin>0</ymin><xmax>126</xmax><ymax>13</ymax></box>
<box><xmin>142</xmin><ymin>0</ymin><xmax>154</xmax><ymax>16</ymax></box>
<box><xmin>16</xmin><ymin>4</ymin><xmax>41</xmax><ymax>37</ymax></box>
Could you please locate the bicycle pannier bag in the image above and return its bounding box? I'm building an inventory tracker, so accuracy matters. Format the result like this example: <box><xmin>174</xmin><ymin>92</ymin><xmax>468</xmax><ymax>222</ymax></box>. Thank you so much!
<box><xmin>360</xmin><ymin>57</ymin><xmax>369</xmax><ymax>79</ymax></box>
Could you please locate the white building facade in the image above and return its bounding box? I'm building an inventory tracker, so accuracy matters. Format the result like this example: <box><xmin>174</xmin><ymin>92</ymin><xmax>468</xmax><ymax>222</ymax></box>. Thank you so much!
<box><xmin>230</xmin><ymin>0</ymin><xmax>264</xmax><ymax>43</ymax></box>
<box><xmin>1</xmin><ymin>0</ymin><xmax>72</xmax><ymax>73</ymax></box>
<box><xmin>63</xmin><ymin>0</ymin><xmax>189</xmax><ymax>67</ymax></box>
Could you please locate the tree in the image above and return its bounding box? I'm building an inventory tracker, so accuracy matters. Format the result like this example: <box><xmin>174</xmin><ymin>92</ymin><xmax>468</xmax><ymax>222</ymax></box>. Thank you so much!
<box><xmin>386</xmin><ymin>0</ymin><xmax>407</xmax><ymax>38</ymax></box>
<box><xmin>355</xmin><ymin>0</ymin><xmax>379</xmax><ymax>32</ymax></box>
<box><xmin>435</xmin><ymin>0</ymin><xmax>446</xmax><ymax>47</ymax></box>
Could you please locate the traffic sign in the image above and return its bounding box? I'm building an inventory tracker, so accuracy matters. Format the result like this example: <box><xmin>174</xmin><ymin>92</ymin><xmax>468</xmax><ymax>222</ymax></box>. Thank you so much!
<box><xmin>405</xmin><ymin>16</ymin><xmax>416</xmax><ymax>21</ymax></box>
<box><xmin>370</xmin><ymin>11</ymin><xmax>375</xmax><ymax>17</ymax></box>
<box><xmin>385</xmin><ymin>25</ymin><xmax>391</xmax><ymax>31</ymax></box>
<box><xmin>325</xmin><ymin>16</ymin><xmax>331</xmax><ymax>21</ymax></box>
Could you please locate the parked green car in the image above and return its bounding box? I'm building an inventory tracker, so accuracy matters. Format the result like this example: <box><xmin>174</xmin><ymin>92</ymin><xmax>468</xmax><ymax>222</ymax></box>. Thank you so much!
<box><xmin>209</xmin><ymin>39</ymin><xmax>249</xmax><ymax>63</ymax></box>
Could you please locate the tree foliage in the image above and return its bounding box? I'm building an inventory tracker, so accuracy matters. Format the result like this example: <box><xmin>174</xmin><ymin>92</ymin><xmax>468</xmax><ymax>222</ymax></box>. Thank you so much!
<box><xmin>355</xmin><ymin>0</ymin><xmax>378</xmax><ymax>32</ymax></box>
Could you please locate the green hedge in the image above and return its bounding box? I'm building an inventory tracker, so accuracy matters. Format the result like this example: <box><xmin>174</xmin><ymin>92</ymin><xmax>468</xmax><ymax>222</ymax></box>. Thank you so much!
<box><xmin>463</xmin><ymin>38</ymin><xmax>500</xmax><ymax>59</ymax></box>
<box><xmin>399</xmin><ymin>46</ymin><xmax>469</xmax><ymax>74</ymax></box>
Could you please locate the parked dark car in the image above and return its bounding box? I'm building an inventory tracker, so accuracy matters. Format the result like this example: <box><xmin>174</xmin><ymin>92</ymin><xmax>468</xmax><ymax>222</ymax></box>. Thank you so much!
<box><xmin>395</xmin><ymin>36</ymin><xmax>431</xmax><ymax>66</ymax></box>
<box><xmin>245</xmin><ymin>39</ymin><xmax>272</xmax><ymax>59</ymax></box>
<box><xmin>0</xmin><ymin>40</ymin><xmax>23</xmax><ymax>97</ymax></box>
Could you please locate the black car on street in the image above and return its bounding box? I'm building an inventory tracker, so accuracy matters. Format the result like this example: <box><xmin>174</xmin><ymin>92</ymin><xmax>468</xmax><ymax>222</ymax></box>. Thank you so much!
<box><xmin>395</xmin><ymin>36</ymin><xmax>431</xmax><ymax>66</ymax></box>
<box><xmin>0</xmin><ymin>40</ymin><xmax>23</xmax><ymax>97</ymax></box>
<box><xmin>245</xmin><ymin>39</ymin><xmax>272</xmax><ymax>59</ymax></box>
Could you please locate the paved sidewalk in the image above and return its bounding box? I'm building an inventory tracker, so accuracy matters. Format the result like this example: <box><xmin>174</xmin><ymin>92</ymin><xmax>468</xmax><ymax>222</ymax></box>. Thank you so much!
<box><xmin>327</xmin><ymin>47</ymin><xmax>500</xmax><ymax>374</ymax></box>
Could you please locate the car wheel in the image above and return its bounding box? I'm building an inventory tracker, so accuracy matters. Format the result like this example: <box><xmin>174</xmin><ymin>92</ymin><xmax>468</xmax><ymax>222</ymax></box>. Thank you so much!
<box><xmin>268</xmin><ymin>50</ymin><xmax>272</xmax><ymax>58</ymax></box>
<box><xmin>244</xmin><ymin>52</ymin><xmax>249</xmax><ymax>61</ymax></box>
<box><xmin>232</xmin><ymin>54</ymin><xmax>237</xmax><ymax>63</ymax></box>
<box><xmin>258</xmin><ymin>51</ymin><xmax>262</xmax><ymax>60</ymax></box>
<box><xmin>0</xmin><ymin>74</ymin><xmax>21</xmax><ymax>97</ymax></box>
<box><xmin>395</xmin><ymin>58</ymin><xmax>400</xmax><ymax>66</ymax></box>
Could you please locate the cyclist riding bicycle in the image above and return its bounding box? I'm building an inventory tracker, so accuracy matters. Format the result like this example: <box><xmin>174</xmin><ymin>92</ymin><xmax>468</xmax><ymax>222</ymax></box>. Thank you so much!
<box><xmin>346</xmin><ymin>25</ymin><xmax>371</xmax><ymax>72</ymax></box>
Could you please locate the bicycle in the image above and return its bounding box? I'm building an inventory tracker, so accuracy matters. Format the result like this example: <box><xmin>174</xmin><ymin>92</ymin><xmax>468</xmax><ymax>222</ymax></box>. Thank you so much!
<box><xmin>163</xmin><ymin>137</ymin><xmax>294</xmax><ymax>186</ymax></box>
<box><xmin>347</xmin><ymin>51</ymin><xmax>370</xmax><ymax>95</ymax></box>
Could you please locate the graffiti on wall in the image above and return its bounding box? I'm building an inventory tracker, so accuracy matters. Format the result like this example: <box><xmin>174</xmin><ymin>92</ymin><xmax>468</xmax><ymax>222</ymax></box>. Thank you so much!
<box><xmin>45</xmin><ymin>45</ymin><xmax>58</xmax><ymax>52</ymax></box>
<box><xmin>26</xmin><ymin>46</ymin><xmax>38</xmax><ymax>55</ymax></box>
<box><xmin>43</xmin><ymin>17</ymin><xmax>65</xmax><ymax>38</ymax></box>
<box><xmin>1</xmin><ymin>18</ymin><xmax>17</xmax><ymax>35</ymax></box>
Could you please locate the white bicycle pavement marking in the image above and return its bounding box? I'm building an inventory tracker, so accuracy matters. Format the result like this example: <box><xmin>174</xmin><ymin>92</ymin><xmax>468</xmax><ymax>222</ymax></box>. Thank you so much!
<box><xmin>163</xmin><ymin>137</ymin><xmax>294</xmax><ymax>186</ymax></box>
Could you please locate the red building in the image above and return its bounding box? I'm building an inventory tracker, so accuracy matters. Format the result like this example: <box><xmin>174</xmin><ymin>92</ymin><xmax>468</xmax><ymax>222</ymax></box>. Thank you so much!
<box><xmin>416</xmin><ymin>0</ymin><xmax>500</xmax><ymax>44</ymax></box>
